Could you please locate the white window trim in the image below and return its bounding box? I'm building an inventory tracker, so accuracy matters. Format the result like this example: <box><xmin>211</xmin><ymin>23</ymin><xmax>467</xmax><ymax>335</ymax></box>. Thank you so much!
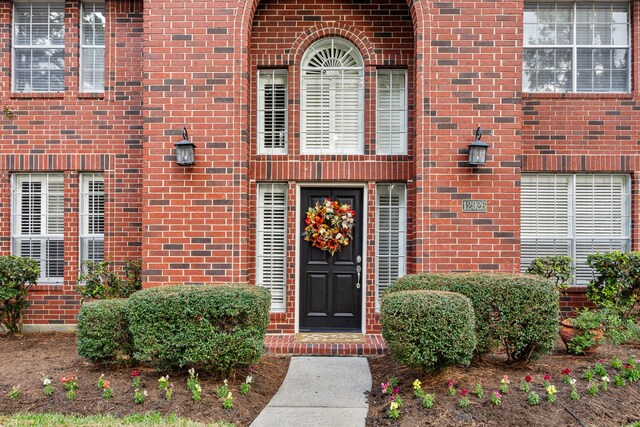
<box><xmin>79</xmin><ymin>1</ymin><xmax>106</xmax><ymax>93</ymax></box>
<box><xmin>376</xmin><ymin>69</ymin><xmax>408</xmax><ymax>155</ymax></box>
<box><xmin>79</xmin><ymin>173</ymin><xmax>105</xmax><ymax>270</ymax></box>
<box><xmin>12</xmin><ymin>1</ymin><xmax>66</xmax><ymax>93</ymax></box>
<box><xmin>257</xmin><ymin>69</ymin><xmax>288</xmax><ymax>155</ymax></box>
<box><xmin>521</xmin><ymin>173</ymin><xmax>631</xmax><ymax>284</ymax></box>
<box><xmin>523</xmin><ymin>1</ymin><xmax>630</xmax><ymax>93</ymax></box>
<box><xmin>11</xmin><ymin>173</ymin><xmax>65</xmax><ymax>284</ymax></box>
<box><xmin>256</xmin><ymin>183</ymin><xmax>288</xmax><ymax>312</ymax></box>
<box><xmin>375</xmin><ymin>183</ymin><xmax>407</xmax><ymax>310</ymax></box>
<box><xmin>300</xmin><ymin>37</ymin><xmax>365</xmax><ymax>155</ymax></box>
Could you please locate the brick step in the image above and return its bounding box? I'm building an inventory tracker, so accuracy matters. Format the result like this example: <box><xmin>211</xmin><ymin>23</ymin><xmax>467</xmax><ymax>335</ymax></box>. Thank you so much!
<box><xmin>264</xmin><ymin>334</ymin><xmax>387</xmax><ymax>355</ymax></box>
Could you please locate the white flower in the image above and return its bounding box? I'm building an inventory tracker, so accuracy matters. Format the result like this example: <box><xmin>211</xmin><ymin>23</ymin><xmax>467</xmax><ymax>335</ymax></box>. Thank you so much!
<box><xmin>223</xmin><ymin>379</ymin><xmax>228</xmax><ymax>386</ymax></box>
<box><xmin>602</xmin><ymin>376</ymin><xmax>610</xmax><ymax>383</ymax></box>
<box><xmin>246</xmin><ymin>375</ymin><xmax>253</xmax><ymax>384</ymax></box>
<box><xmin>143</xmin><ymin>390</ymin><xmax>149</xmax><ymax>396</ymax></box>
<box><xmin>227</xmin><ymin>392</ymin><xmax>233</xmax><ymax>399</ymax></box>
<box><xmin>188</xmin><ymin>368</ymin><xmax>195</xmax><ymax>377</ymax></box>
<box><xmin>43</xmin><ymin>377</ymin><xmax>51</xmax><ymax>386</ymax></box>
<box><xmin>195</xmin><ymin>384</ymin><xmax>202</xmax><ymax>392</ymax></box>
<box><xmin>569</xmin><ymin>378</ymin><xmax>577</xmax><ymax>386</ymax></box>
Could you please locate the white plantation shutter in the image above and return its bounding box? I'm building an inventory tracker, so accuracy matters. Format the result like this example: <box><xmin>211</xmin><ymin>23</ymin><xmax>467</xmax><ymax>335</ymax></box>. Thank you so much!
<box><xmin>12</xmin><ymin>174</ymin><xmax>64</xmax><ymax>282</ymax></box>
<box><xmin>574</xmin><ymin>175</ymin><xmax>630</xmax><ymax>283</ymax></box>
<box><xmin>257</xmin><ymin>183</ymin><xmax>287</xmax><ymax>312</ymax></box>
<box><xmin>520</xmin><ymin>174</ymin><xmax>630</xmax><ymax>284</ymax></box>
<box><xmin>301</xmin><ymin>38</ymin><xmax>364</xmax><ymax>154</ymax></box>
<box><xmin>258</xmin><ymin>70</ymin><xmax>288</xmax><ymax>154</ymax></box>
<box><xmin>80</xmin><ymin>174</ymin><xmax>105</xmax><ymax>268</ymax></box>
<box><xmin>377</xmin><ymin>70</ymin><xmax>407</xmax><ymax>155</ymax></box>
<box><xmin>376</xmin><ymin>184</ymin><xmax>406</xmax><ymax>309</ymax></box>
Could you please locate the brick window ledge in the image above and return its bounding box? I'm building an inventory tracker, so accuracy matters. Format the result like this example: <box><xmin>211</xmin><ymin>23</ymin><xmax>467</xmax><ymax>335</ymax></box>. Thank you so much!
<box><xmin>10</xmin><ymin>92</ymin><xmax>65</xmax><ymax>100</ymax></box>
<box><xmin>77</xmin><ymin>93</ymin><xmax>105</xmax><ymax>100</ymax></box>
<box><xmin>523</xmin><ymin>92</ymin><xmax>634</xmax><ymax>100</ymax></box>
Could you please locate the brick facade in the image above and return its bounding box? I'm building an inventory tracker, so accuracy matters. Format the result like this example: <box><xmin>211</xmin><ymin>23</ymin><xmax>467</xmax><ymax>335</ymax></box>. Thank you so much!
<box><xmin>0</xmin><ymin>0</ymin><xmax>634</xmax><ymax>332</ymax></box>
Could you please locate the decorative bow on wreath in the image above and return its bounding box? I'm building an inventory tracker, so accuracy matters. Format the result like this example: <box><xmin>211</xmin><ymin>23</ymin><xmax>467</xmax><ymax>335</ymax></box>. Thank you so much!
<box><xmin>303</xmin><ymin>198</ymin><xmax>355</xmax><ymax>255</ymax></box>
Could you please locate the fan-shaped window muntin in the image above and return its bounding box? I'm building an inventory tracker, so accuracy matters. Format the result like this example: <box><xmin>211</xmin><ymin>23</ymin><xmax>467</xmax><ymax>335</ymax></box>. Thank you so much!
<box><xmin>301</xmin><ymin>38</ymin><xmax>364</xmax><ymax>154</ymax></box>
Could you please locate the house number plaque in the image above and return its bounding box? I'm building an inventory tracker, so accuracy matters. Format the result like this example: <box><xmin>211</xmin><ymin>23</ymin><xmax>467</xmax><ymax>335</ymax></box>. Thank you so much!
<box><xmin>462</xmin><ymin>200</ymin><xmax>487</xmax><ymax>213</ymax></box>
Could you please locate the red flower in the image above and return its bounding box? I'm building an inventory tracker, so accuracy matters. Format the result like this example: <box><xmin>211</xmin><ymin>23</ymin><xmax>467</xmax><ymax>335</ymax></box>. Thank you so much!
<box><xmin>561</xmin><ymin>368</ymin><xmax>571</xmax><ymax>375</ymax></box>
<box><xmin>447</xmin><ymin>379</ymin><xmax>455</xmax><ymax>388</ymax></box>
<box><xmin>525</xmin><ymin>374</ymin><xmax>532</xmax><ymax>383</ymax></box>
<box><xmin>460</xmin><ymin>389</ymin><xmax>469</xmax><ymax>396</ymax></box>
<box><xmin>544</xmin><ymin>374</ymin><xmax>551</xmax><ymax>381</ymax></box>
<box><xmin>132</xmin><ymin>369</ymin><xmax>140</xmax><ymax>378</ymax></box>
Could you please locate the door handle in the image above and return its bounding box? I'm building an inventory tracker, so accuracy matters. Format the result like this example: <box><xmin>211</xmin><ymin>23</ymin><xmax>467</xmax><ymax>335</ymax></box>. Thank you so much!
<box><xmin>356</xmin><ymin>265</ymin><xmax>361</xmax><ymax>289</ymax></box>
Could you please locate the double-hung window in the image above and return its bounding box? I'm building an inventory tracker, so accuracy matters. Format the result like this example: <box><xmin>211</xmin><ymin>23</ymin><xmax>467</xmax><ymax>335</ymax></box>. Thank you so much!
<box><xmin>13</xmin><ymin>1</ymin><xmax>65</xmax><ymax>92</ymax></box>
<box><xmin>257</xmin><ymin>70</ymin><xmax>288</xmax><ymax>154</ymax></box>
<box><xmin>375</xmin><ymin>183</ymin><xmax>406</xmax><ymax>308</ymax></box>
<box><xmin>11</xmin><ymin>174</ymin><xmax>65</xmax><ymax>283</ymax></box>
<box><xmin>521</xmin><ymin>174</ymin><xmax>630</xmax><ymax>284</ymax></box>
<box><xmin>523</xmin><ymin>1</ymin><xmax>629</xmax><ymax>92</ymax></box>
<box><xmin>80</xmin><ymin>1</ymin><xmax>105</xmax><ymax>92</ymax></box>
<box><xmin>80</xmin><ymin>173</ymin><xmax>105</xmax><ymax>268</ymax></box>
<box><xmin>256</xmin><ymin>183</ymin><xmax>288</xmax><ymax>312</ymax></box>
<box><xmin>301</xmin><ymin>38</ymin><xmax>364</xmax><ymax>154</ymax></box>
<box><xmin>377</xmin><ymin>70</ymin><xmax>408</xmax><ymax>155</ymax></box>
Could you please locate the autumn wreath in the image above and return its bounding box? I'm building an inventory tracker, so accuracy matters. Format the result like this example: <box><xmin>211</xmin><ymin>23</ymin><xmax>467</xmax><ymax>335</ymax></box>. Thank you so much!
<box><xmin>303</xmin><ymin>198</ymin><xmax>355</xmax><ymax>255</ymax></box>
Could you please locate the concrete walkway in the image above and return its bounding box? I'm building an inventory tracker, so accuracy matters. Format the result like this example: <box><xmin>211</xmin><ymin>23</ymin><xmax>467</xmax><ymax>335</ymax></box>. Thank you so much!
<box><xmin>251</xmin><ymin>357</ymin><xmax>372</xmax><ymax>427</ymax></box>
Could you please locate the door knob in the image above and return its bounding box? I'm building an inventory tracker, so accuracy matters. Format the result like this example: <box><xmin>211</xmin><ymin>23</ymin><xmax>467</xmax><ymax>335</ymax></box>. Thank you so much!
<box><xmin>356</xmin><ymin>265</ymin><xmax>361</xmax><ymax>289</ymax></box>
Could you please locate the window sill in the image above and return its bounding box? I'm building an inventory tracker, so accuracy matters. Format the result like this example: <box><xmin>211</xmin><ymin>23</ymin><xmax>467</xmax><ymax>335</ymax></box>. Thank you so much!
<box><xmin>10</xmin><ymin>92</ymin><xmax>65</xmax><ymax>100</ymax></box>
<box><xmin>523</xmin><ymin>92</ymin><xmax>634</xmax><ymax>100</ymax></box>
<box><xmin>77</xmin><ymin>93</ymin><xmax>105</xmax><ymax>100</ymax></box>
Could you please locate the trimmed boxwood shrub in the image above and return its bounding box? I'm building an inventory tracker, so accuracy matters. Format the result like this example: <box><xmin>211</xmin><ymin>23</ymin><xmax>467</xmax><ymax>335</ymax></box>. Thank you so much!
<box><xmin>386</xmin><ymin>273</ymin><xmax>559</xmax><ymax>361</ymax></box>
<box><xmin>381</xmin><ymin>290</ymin><xmax>476</xmax><ymax>373</ymax></box>
<box><xmin>127</xmin><ymin>284</ymin><xmax>271</xmax><ymax>373</ymax></box>
<box><xmin>77</xmin><ymin>299</ymin><xmax>133</xmax><ymax>363</ymax></box>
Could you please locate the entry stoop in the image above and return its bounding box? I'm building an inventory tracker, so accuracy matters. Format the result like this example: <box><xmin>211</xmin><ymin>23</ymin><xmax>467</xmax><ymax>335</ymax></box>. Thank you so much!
<box><xmin>264</xmin><ymin>333</ymin><xmax>387</xmax><ymax>355</ymax></box>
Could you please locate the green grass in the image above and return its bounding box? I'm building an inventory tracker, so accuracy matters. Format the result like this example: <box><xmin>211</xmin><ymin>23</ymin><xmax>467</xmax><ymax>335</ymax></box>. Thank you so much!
<box><xmin>0</xmin><ymin>412</ymin><xmax>233</xmax><ymax>427</ymax></box>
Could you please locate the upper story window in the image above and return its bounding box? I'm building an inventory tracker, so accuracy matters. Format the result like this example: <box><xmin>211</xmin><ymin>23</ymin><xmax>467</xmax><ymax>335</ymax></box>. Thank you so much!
<box><xmin>523</xmin><ymin>1</ymin><xmax>629</xmax><ymax>93</ymax></box>
<box><xmin>301</xmin><ymin>38</ymin><xmax>364</xmax><ymax>154</ymax></box>
<box><xmin>258</xmin><ymin>70</ymin><xmax>288</xmax><ymax>154</ymax></box>
<box><xmin>377</xmin><ymin>70</ymin><xmax>408</xmax><ymax>155</ymax></box>
<box><xmin>13</xmin><ymin>1</ymin><xmax>65</xmax><ymax>92</ymax></box>
<box><xmin>80</xmin><ymin>2</ymin><xmax>105</xmax><ymax>92</ymax></box>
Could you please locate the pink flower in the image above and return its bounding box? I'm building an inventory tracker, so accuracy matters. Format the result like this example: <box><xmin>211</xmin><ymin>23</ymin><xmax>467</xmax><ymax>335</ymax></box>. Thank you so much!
<box><xmin>132</xmin><ymin>369</ymin><xmax>140</xmax><ymax>378</ymax></box>
<box><xmin>525</xmin><ymin>374</ymin><xmax>532</xmax><ymax>383</ymax></box>
<box><xmin>460</xmin><ymin>389</ymin><xmax>469</xmax><ymax>396</ymax></box>
<box><xmin>447</xmin><ymin>379</ymin><xmax>455</xmax><ymax>388</ymax></box>
<box><xmin>389</xmin><ymin>395</ymin><xmax>395</xmax><ymax>401</ymax></box>
<box><xmin>393</xmin><ymin>386</ymin><xmax>399</xmax><ymax>396</ymax></box>
<box><xmin>381</xmin><ymin>382</ymin><xmax>388</xmax><ymax>393</ymax></box>
<box><xmin>597</xmin><ymin>359</ymin><xmax>605</xmax><ymax>363</ymax></box>
<box><xmin>544</xmin><ymin>374</ymin><xmax>551</xmax><ymax>381</ymax></box>
<box><xmin>494</xmin><ymin>391</ymin><xmax>502</xmax><ymax>399</ymax></box>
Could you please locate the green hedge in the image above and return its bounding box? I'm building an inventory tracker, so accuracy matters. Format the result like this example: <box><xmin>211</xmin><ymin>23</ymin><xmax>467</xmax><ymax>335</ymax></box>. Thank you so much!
<box><xmin>381</xmin><ymin>290</ymin><xmax>475</xmax><ymax>373</ymax></box>
<box><xmin>77</xmin><ymin>299</ymin><xmax>133</xmax><ymax>363</ymax></box>
<box><xmin>127</xmin><ymin>284</ymin><xmax>271</xmax><ymax>373</ymax></box>
<box><xmin>385</xmin><ymin>273</ymin><xmax>559</xmax><ymax>361</ymax></box>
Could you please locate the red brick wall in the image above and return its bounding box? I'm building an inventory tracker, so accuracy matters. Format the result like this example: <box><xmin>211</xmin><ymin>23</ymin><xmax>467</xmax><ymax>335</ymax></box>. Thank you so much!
<box><xmin>0</xmin><ymin>0</ymin><xmax>144</xmax><ymax>326</ymax></box>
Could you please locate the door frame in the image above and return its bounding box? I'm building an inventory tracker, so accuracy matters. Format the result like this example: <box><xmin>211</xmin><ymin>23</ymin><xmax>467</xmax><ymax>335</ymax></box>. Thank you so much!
<box><xmin>294</xmin><ymin>182</ymin><xmax>368</xmax><ymax>333</ymax></box>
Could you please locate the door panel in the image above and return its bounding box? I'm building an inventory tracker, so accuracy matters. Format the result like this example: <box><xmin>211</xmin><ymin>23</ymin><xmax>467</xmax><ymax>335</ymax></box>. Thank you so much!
<box><xmin>299</xmin><ymin>188</ymin><xmax>363</xmax><ymax>331</ymax></box>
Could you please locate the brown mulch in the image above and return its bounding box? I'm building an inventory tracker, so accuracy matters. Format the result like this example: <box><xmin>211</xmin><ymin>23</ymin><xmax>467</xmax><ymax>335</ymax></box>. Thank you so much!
<box><xmin>367</xmin><ymin>341</ymin><xmax>640</xmax><ymax>427</ymax></box>
<box><xmin>0</xmin><ymin>333</ymin><xmax>290</xmax><ymax>426</ymax></box>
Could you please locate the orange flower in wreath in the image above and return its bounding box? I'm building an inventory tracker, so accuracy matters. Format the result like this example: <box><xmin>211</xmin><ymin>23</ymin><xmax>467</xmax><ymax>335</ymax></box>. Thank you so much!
<box><xmin>303</xmin><ymin>198</ymin><xmax>355</xmax><ymax>255</ymax></box>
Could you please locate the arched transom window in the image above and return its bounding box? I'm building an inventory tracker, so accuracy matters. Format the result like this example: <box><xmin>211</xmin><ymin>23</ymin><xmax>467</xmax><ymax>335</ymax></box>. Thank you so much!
<box><xmin>301</xmin><ymin>38</ymin><xmax>364</xmax><ymax>154</ymax></box>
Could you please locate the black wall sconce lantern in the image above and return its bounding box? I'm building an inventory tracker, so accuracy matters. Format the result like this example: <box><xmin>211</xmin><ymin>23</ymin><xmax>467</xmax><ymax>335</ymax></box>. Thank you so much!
<box><xmin>175</xmin><ymin>127</ymin><xmax>196</xmax><ymax>166</ymax></box>
<box><xmin>468</xmin><ymin>126</ymin><xmax>489</xmax><ymax>166</ymax></box>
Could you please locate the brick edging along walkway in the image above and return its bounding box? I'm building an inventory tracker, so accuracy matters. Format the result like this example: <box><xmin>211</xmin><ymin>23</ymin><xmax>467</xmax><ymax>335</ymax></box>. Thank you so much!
<box><xmin>264</xmin><ymin>334</ymin><xmax>387</xmax><ymax>355</ymax></box>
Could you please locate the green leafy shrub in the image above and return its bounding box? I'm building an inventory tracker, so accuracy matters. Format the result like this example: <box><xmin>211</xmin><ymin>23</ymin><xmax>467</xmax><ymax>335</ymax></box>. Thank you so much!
<box><xmin>587</xmin><ymin>252</ymin><xmax>640</xmax><ymax>319</ymax></box>
<box><xmin>77</xmin><ymin>260</ymin><xmax>142</xmax><ymax>301</ymax></box>
<box><xmin>0</xmin><ymin>256</ymin><xmax>40</xmax><ymax>335</ymax></box>
<box><xmin>77</xmin><ymin>299</ymin><xmax>134</xmax><ymax>363</ymax></box>
<box><xmin>386</xmin><ymin>273</ymin><xmax>558</xmax><ymax>361</ymax></box>
<box><xmin>381</xmin><ymin>290</ymin><xmax>475</xmax><ymax>373</ymax></box>
<box><xmin>127</xmin><ymin>284</ymin><xmax>270</xmax><ymax>373</ymax></box>
<box><xmin>565</xmin><ymin>309</ymin><xmax>605</xmax><ymax>355</ymax></box>
<box><xmin>527</xmin><ymin>255</ymin><xmax>573</xmax><ymax>292</ymax></box>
